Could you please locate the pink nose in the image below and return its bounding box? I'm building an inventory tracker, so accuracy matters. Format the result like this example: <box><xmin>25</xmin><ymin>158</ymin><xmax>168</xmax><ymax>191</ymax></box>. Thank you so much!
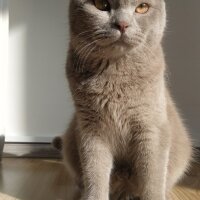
<box><xmin>115</xmin><ymin>21</ymin><xmax>129</xmax><ymax>33</ymax></box>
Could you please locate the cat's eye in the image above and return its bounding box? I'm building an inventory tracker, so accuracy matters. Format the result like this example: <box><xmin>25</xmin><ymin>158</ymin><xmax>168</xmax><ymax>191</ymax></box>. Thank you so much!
<box><xmin>93</xmin><ymin>0</ymin><xmax>111</xmax><ymax>11</ymax></box>
<box><xmin>135</xmin><ymin>3</ymin><xmax>150</xmax><ymax>14</ymax></box>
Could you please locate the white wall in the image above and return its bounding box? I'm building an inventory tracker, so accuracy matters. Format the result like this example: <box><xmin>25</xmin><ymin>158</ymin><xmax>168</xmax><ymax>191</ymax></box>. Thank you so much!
<box><xmin>4</xmin><ymin>0</ymin><xmax>200</xmax><ymax>145</ymax></box>
<box><xmin>6</xmin><ymin>0</ymin><xmax>73</xmax><ymax>142</ymax></box>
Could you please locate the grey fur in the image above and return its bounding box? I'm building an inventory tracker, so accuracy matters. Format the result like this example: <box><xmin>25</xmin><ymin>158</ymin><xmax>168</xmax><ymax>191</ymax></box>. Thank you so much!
<box><xmin>61</xmin><ymin>0</ymin><xmax>193</xmax><ymax>200</ymax></box>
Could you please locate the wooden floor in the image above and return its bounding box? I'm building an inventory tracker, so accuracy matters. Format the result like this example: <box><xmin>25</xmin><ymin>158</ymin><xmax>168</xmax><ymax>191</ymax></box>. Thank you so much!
<box><xmin>0</xmin><ymin>158</ymin><xmax>200</xmax><ymax>200</ymax></box>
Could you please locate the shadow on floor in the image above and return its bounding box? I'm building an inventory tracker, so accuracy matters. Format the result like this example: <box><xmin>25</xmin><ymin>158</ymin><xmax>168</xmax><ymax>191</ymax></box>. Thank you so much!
<box><xmin>178</xmin><ymin>160</ymin><xmax>200</xmax><ymax>190</ymax></box>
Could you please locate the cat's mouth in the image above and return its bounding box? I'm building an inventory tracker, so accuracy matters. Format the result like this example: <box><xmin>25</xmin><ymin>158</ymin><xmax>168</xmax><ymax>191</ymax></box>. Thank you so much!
<box><xmin>112</xmin><ymin>39</ymin><xmax>132</xmax><ymax>49</ymax></box>
<box><xmin>93</xmin><ymin>31</ymin><xmax>142</xmax><ymax>57</ymax></box>
<box><xmin>106</xmin><ymin>36</ymin><xmax>138</xmax><ymax>51</ymax></box>
<box><xmin>97</xmin><ymin>34</ymin><xmax>134</xmax><ymax>49</ymax></box>
<box><xmin>118</xmin><ymin>35</ymin><xmax>133</xmax><ymax>45</ymax></box>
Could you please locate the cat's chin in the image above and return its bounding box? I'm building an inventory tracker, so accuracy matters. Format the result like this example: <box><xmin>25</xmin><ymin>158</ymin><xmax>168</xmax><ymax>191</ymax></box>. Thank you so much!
<box><xmin>93</xmin><ymin>32</ymin><xmax>141</xmax><ymax>58</ymax></box>
<box><xmin>110</xmin><ymin>45</ymin><xmax>131</xmax><ymax>57</ymax></box>
<box><xmin>99</xmin><ymin>42</ymin><xmax>138</xmax><ymax>59</ymax></box>
<box><xmin>97</xmin><ymin>38</ymin><xmax>141</xmax><ymax>59</ymax></box>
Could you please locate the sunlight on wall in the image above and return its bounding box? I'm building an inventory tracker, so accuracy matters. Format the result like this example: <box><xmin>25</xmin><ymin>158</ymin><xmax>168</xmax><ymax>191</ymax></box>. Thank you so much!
<box><xmin>6</xmin><ymin>0</ymin><xmax>73</xmax><ymax>142</ymax></box>
<box><xmin>1</xmin><ymin>0</ymin><xmax>30</xmax><ymax>141</ymax></box>
<box><xmin>0</xmin><ymin>0</ymin><xmax>8</xmax><ymax>136</ymax></box>
<box><xmin>6</xmin><ymin>24</ymin><xmax>28</xmax><ymax>139</ymax></box>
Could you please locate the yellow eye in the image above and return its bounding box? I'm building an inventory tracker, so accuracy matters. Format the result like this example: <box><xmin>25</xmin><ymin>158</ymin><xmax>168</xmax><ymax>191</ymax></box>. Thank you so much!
<box><xmin>94</xmin><ymin>0</ymin><xmax>110</xmax><ymax>11</ymax></box>
<box><xmin>135</xmin><ymin>3</ymin><xmax>150</xmax><ymax>14</ymax></box>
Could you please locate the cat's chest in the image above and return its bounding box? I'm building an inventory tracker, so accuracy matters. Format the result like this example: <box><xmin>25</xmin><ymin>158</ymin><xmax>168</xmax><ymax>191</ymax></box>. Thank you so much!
<box><xmin>88</xmin><ymin>72</ymin><xmax>143</xmax><ymax>99</ymax></box>
<box><xmin>85</xmin><ymin>71</ymin><xmax>150</xmax><ymax>108</ymax></box>
<box><xmin>82</xmin><ymin>71</ymin><xmax>165</xmax><ymax>124</ymax></box>
<box><xmin>84</xmin><ymin>74</ymin><xmax>149</xmax><ymax>120</ymax></box>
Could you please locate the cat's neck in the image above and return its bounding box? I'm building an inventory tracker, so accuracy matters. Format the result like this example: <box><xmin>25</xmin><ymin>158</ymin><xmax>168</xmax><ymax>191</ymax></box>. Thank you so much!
<box><xmin>69</xmin><ymin>44</ymin><xmax>165</xmax><ymax>77</ymax></box>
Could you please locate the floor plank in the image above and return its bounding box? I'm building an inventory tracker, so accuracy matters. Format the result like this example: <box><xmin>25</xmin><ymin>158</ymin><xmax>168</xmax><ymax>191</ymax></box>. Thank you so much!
<box><xmin>0</xmin><ymin>158</ymin><xmax>199</xmax><ymax>200</ymax></box>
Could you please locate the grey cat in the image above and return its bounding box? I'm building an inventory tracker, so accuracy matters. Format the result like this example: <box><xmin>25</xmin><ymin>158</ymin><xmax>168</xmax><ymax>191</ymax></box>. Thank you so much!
<box><xmin>60</xmin><ymin>0</ymin><xmax>193</xmax><ymax>200</ymax></box>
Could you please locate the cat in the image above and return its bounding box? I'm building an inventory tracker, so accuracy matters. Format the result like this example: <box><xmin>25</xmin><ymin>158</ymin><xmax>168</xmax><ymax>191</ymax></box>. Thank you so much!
<box><xmin>59</xmin><ymin>0</ymin><xmax>193</xmax><ymax>200</ymax></box>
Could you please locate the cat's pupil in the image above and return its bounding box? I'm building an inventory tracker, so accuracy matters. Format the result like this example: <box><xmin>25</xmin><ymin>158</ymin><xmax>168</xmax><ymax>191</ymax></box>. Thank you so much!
<box><xmin>94</xmin><ymin>0</ymin><xmax>110</xmax><ymax>11</ymax></box>
<box><xmin>141</xmin><ymin>3</ymin><xmax>147</xmax><ymax>8</ymax></box>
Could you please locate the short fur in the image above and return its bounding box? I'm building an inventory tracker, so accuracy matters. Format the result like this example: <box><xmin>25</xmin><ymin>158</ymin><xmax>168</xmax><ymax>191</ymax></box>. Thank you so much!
<box><xmin>60</xmin><ymin>0</ymin><xmax>192</xmax><ymax>200</ymax></box>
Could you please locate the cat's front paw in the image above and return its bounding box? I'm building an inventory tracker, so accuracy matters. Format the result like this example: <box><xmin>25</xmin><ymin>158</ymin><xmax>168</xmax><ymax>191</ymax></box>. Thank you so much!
<box><xmin>117</xmin><ymin>193</ymin><xmax>140</xmax><ymax>200</ymax></box>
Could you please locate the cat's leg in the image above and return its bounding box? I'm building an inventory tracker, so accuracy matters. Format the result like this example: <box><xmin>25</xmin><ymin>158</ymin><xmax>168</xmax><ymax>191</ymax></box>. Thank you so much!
<box><xmin>132</xmin><ymin>127</ymin><xmax>170</xmax><ymax>200</ymax></box>
<box><xmin>164</xmin><ymin>103</ymin><xmax>193</xmax><ymax>200</ymax></box>
<box><xmin>165</xmin><ymin>134</ymin><xmax>192</xmax><ymax>200</ymax></box>
<box><xmin>80</xmin><ymin>136</ymin><xmax>113</xmax><ymax>200</ymax></box>
<box><xmin>62</xmin><ymin>116</ymin><xmax>81</xmax><ymax>180</ymax></box>
<box><xmin>164</xmin><ymin>151</ymin><xmax>191</xmax><ymax>200</ymax></box>
<box><xmin>62</xmin><ymin>115</ymin><xmax>83</xmax><ymax>200</ymax></box>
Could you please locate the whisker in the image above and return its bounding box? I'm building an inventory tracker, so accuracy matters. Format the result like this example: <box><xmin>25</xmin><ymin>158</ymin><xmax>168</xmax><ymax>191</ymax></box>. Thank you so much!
<box><xmin>132</xmin><ymin>33</ymin><xmax>156</xmax><ymax>61</ymax></box>
<box><xmin>80</xmin><ymin>46</ymin><xmax>97</xmax><ymax>73</ymax></box>
<box><xmin>76</xmin><ymin>30</ymin><xmax>97</xmax><ymax>38</ymax></box>
<box><xmin>77</xmin><ymin>29</ymin><xmax>105</xmax><ymax>38</ymax></box>
<box><xmin>74</xmin><ymin>31</ymin><xmax>107</xmax><ymax>55</ymax></box>
<box><xmin>75</xmin><ymin>38</ymin><xmax>104</xmax><ymax>72</ymax></box>
<box><xmin>75</xmin><ymin>38</ymin><xmax>101</xmax><ymax>59</ymax></box>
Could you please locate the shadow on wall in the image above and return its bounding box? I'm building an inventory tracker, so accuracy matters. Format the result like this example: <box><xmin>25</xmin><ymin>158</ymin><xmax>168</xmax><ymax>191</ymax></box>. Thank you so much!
<box><xmin>164</xmin><ymin>0</ymin><xmax>200</xmax><ymax>146</ymax></box>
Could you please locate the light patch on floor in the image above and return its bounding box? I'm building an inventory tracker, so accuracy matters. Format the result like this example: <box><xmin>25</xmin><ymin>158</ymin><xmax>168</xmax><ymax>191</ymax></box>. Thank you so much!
<box><xmin>0</xmin><ymin>158</ymin><xmax>200</xmax><ymax>200</ymax></box>
<box><xmin>0</xmin><ymin>193</ymin><xmax>20</xmax><ymax>200</ymax></box>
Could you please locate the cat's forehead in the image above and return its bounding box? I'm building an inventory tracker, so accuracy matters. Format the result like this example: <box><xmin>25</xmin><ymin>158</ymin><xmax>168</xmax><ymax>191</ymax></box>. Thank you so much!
<box><xmin>106</xmin><ymin>0</ymin><xmax>157</xmax><ymax>5</ymax></box>
<box><xmin>78</xmin><ymin>0</ymin><xmax>161</xmax><ymax>7</ymax></box>
<box><xmin>112</xmin><ymin>0</ymin><xmax>153</xmax><ymax>3</ymax></box>
<box><xmin>79</xmin><ymin>0</ymin><xmax>160</xmax><ymax>4</ymax></box>
<box><xmin>76</xmin><ymin>0</ymin><xmax>164</xmax><ymax>10</ymax></box>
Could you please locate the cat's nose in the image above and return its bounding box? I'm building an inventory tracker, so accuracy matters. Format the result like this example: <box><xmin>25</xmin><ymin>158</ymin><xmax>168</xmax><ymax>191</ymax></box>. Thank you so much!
<box><xmin>115</xmin><ymin>21</ymin><xmax>129</xmax><ymax>33</ymax></box>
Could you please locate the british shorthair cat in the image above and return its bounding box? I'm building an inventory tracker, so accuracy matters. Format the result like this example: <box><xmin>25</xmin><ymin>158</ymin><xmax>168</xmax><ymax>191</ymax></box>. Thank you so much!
<box><xmin>58</xmin><ymin>1</ymin><xmax>192</xmax><ymax>200</ymax></box>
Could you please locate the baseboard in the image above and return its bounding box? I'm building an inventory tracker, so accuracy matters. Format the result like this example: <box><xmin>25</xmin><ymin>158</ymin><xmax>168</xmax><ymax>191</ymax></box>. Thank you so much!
<box><xmin>2</xmin><ymin>142</ymin><xmax>200</xmax><ymax>160</ymax></box>
<box><xmin>5</xmin><ymin>135</ymin><xmax>55</xmax><ymax>143</ymax></box>
<box><xmin>3</xmin><ymin>142</ymin><xmax>61</xmax><ymax>158</ymax></box>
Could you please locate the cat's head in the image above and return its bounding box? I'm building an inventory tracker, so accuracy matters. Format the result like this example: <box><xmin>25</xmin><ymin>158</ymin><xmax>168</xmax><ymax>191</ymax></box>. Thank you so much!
<box><xmin>69</xmin><ymin>0</ymin><xmax>166</xmax><ymax>59</ymax></box>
